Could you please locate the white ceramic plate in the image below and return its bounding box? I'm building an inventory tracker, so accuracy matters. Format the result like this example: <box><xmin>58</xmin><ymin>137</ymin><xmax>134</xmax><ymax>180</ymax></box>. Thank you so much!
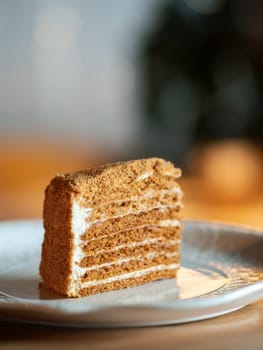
<box><xmin>0</xmin><ymin>220</ymin><xmax>263</xmax><ymax>327</ymax></box>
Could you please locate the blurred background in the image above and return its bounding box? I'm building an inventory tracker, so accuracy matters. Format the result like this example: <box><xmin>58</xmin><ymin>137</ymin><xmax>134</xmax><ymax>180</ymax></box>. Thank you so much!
<box><xmin>0</xmin><ymin>0</ymin><xmax>262</xmax><ymax>228</ymax></box>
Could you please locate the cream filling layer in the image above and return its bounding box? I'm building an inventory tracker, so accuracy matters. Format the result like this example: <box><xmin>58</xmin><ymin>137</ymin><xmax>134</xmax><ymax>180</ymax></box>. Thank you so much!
<box><xmin>68</xmin><ymin>263</ymin><xmax>180</xmax><ymax>293</ymax></box>
<box><xmin>136</xmin><ymin>171</ymin><xmax>153</xmax><ymax>181</ymax></box>
<box><xmin>136</xmin><ymin>171</ymin><xmax>181</xmax><ymax>181</ymax></box>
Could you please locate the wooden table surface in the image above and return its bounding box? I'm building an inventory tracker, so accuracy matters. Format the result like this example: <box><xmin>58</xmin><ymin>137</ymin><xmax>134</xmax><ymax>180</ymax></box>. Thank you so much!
<box><xmin>1</xmin><ymin>300</ymin><xmax>263</xmax><ymax>350</ymax></box>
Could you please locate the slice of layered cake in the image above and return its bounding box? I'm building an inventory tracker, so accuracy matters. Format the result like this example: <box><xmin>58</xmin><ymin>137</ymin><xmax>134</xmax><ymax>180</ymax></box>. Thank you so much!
<box><xmin>39</xmin><ymin>158</ymin><xmax>183</xmax><ymax>297</ymax></box>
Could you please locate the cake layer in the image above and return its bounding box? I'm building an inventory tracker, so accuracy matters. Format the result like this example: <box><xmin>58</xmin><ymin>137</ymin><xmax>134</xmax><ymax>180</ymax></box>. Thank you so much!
<box><xmin>79</xmin><ymin>240</ymin><xmax>180</xmax><ymax>267</ymax></box>
<box><xmin>80</xmin><ymin>182</ymin><xmax>182</xmax><ymax>207</ymax></box>
<box><xmin>81</xmin><ymin>219</ymin><xmax>181</xmax><ymax>243</ymax></box>
<box><xmin>81</xmin><ymin>207</ymin><xmax>181</xmax><ymax>240</ymax></box>
<box><xmin>81</xmin><ymin>190</ymin><xmax>182</xmax><ymax>223</ymax></box>
<box><xmin>81</xmin><ymin>226</ymin><xmax>181</xmax><ymax>254</ymax></box>
<box><xmin>67</xmin><ymin>265</ymin><xmax>179</xmax><ymax>297</ymax></box>
<box><xmin>80</xmin><ymin>254</ymin><xmax>179</xmax><ymax>282</ymax></box>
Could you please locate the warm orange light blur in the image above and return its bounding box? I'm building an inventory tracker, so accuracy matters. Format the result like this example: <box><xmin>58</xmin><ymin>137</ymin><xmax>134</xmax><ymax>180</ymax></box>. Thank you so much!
<box><xmin>183</xmin><ymin>139</ymin><xmax>263</xmax><ymax>230</ymax></box>
<box><xmin>190</xmin><ymin>140</ymin><xmax>262</xmax><ymax>203</ymax></box>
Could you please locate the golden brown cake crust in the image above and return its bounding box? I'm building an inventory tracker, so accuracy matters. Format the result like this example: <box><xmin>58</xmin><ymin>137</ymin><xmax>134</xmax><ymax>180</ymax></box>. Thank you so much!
<box><xmin>60</xmin><ymin>158</ymin><xmax>181</xmax><ymax>185</ymax></box>
<box><xmin>51</xmin><ymin>158</ymin><xmax>181</xmax><ymax>200</ymax></box>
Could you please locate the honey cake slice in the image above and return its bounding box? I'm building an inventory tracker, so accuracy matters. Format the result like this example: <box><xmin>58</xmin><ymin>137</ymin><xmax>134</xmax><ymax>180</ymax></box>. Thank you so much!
<box><xmin>39</xmin><ymin>158</ymin><xmax>183</xmax><ymax>297</ymax></box>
